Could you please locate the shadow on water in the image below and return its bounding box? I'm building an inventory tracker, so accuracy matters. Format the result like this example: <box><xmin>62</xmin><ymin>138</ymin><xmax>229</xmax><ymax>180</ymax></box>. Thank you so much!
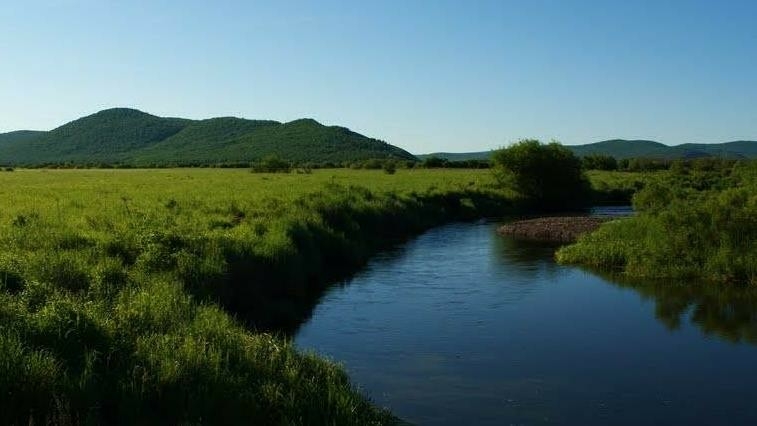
<box><xmin>492</xmin><ymin>233</ymin><xmax>561</xmax><ymax>274</ymax></box>
<box><xmin>237</xmin><ymin>236</ymin><xmax>415</xmax><ymax>337</ymax></box>
<box><xmin>498</xmin><ymin>229</ymin><xmax>757</xmax><ymax>347</ymax></box>
<box><xmin>590</xmin><ymin>269</ymin><xmax>757</xmax><ymax>345</ymax></box>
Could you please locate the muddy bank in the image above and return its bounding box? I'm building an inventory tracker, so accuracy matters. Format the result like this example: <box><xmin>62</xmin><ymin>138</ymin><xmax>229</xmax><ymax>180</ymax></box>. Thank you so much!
<box><xmin>498</xmin><ymin>216</ymin><xmax>607</xmax><ymax>243</ymax></box>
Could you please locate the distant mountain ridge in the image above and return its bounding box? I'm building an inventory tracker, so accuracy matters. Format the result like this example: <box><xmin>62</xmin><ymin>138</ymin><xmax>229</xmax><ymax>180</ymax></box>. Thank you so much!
<box><xmin>421</xmin><ymin>139</ymin><xmax>757</xmax><ymax>161</ymax></box>
<box><xmin>0</xmin><ymin>108</ymin><xmax>417</xmax><ymax>165</ymax></box>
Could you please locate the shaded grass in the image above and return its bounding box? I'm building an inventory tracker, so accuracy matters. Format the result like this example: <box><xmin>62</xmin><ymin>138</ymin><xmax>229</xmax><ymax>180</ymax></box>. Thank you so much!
<box><xmin>586</xmin><ymin>170</ymin><xmax>657</xmax><ymax>205</ymax></box>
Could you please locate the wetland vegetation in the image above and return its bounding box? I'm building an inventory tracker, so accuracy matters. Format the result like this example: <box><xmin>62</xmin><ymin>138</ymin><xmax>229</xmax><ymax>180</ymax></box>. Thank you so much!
<box><xmin>558</xmin><ymin>160</ymin><xmax>757</xmax><ymax>285</ymax></box>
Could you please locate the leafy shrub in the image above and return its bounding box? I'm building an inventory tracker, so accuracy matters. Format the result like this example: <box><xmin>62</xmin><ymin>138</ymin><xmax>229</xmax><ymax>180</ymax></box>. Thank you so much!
<box><xmin>582</xmin><ymin>154</ymin><xmax>618</xmax><ymax>171</ymax></box>
<box><xmin>492</xmin><ymin>139</ymin><xmax>590</xmax><ymax>210</ymax></box>
<box><xmin>251</xmin><ymin>155</ymin><xmax>291</xmax><ymax>173</ymax></box>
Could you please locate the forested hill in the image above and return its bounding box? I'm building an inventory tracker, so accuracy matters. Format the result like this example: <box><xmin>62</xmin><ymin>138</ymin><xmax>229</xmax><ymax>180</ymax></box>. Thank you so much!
<box><xmin>0</xmin><ymin>108</ymin><xmax>417</xmax><ymax>166</ymax></box>
<box><xmin>419</xmin><ymin>139</ymin><xmax>757</xmax><ymax>161</ymax></box>
<box><xmin>0</xmin><ymin>130</ymin><xmax>48</xmax><ymax>149</ymax></box>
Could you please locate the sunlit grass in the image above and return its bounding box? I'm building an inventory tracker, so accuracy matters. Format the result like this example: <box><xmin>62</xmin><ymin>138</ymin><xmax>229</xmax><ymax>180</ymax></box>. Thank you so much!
<box><xmin>0</xmin><ymin>168</ymin><xmax>507</xmax><ymax>424</ymax></box>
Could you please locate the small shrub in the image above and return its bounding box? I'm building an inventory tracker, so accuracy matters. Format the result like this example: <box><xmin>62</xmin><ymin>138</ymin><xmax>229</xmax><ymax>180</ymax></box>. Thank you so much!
<box><xmin>251</xmin><ymin>155</ymin><xmax>291</xmax><ymax>173</ymax></box>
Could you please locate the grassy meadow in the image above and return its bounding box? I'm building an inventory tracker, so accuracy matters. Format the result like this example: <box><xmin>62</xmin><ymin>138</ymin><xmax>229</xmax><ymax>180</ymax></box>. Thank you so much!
<box><xmin>0</xmin><ymin>168</ymin><xmax>511</xmax><ymax>424</ymax></box>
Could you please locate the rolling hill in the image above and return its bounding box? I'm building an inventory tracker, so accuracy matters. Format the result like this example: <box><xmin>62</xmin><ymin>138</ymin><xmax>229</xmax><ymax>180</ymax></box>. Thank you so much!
<box><xmin>132</xmin><ymin>118</ymin><xmax>415</xmax><ymax>165</ymax></box>
<box><xmin>417</xmin><ymin>151</ymin><xmax>493</xmax><ymax>161</ymax></box>
<box><xmin>567</xmin><ymin>139</ymin><xmax>669</xmax><ymax>159</ymax></box>
<box><xmin>419</xmin><ymin>139</ymin><xmax>757</xmax><ymax>161</ymax></box>
<box><xmin>0</xmin><ymin>130</ymin><xmax>48</xmax><ymax>149</ymax></box>
<box><xmin>0</xmin><ymin>108</ymin><xmax>417</xmax><ymax>165</ymax></box>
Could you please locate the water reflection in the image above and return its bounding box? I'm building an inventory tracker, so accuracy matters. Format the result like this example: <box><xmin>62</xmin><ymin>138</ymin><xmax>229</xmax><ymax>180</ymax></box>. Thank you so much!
<box><xmin>295</xmin><ymin>222</ymin><xmax>757</xmax><ymax>425</ymax></box>
<box><xmin>595</xmin><ymin>271</ymin><xmax>757</xmax><ymax>344</ymax></box>
<box><xmin>240</xmin><ymin>238</ymin><xmax>414</xmax><ymax>336</ymax></box>
<box><xmin>492</xmin><ymin>233</ymin><xmax>561</xmax><ymax>275</ymax></box>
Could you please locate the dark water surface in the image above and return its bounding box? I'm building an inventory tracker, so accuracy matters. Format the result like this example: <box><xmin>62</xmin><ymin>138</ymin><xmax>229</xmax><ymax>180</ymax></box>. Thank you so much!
<box><xmin>294</xmin><ymin>221</ymin><xmax>757</xmax><ymax>425</ymax></box>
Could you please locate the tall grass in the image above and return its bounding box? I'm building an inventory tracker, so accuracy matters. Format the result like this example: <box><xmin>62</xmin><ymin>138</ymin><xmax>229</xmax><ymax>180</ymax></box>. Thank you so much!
<box><xmin>0</xmin><ymin>168</ymin><xmax>511</xmax><ymax>424</ymax></box>
<box><xmin>558</xmin><ymin>162</ymin><xmax>757</xmax><ymax>285</ymax></box>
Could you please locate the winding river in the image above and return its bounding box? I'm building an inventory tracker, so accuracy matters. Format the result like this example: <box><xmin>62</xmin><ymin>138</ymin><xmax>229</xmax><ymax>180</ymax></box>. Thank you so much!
<box><xmin>294</xmin><ymin>218</ymin><xmax>757</xmax><ymax>425</ymax></box>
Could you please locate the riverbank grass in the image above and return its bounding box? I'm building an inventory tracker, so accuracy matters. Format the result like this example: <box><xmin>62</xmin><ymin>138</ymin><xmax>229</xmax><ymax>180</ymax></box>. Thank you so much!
<box><xmin>0</xmin><ymin>168</ymin><xmax>510</xmax><ymax>424</ymax></box>
<box><xmin>558</xmin><ymin>163</ymin><xmax>757</xmax><ymax>284</ymax></box>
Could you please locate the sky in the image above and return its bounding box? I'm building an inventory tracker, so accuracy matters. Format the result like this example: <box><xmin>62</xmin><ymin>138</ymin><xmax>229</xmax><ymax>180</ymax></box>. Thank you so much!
<box><xmin>1</xmin><ymin>0</ymin><xmax>756</xmax><ymax>153</ymax></box>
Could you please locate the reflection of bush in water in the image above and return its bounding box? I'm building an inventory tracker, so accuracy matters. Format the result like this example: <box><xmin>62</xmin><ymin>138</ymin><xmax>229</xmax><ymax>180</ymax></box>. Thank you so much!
<box><xmin>492</xmin><ymin>234</ymin><xmax>562</xmax><ymax>279</ymax></box>
<box><xmin>593</xmin><ymin>270</ymin><xmax>757</xmax><ymax>344</ymax></box>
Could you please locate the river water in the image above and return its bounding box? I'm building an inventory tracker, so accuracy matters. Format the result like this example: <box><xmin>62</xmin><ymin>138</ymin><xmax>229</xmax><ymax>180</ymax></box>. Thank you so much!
<box><xmin>295</xmin><ymin>219</ymin><xmax>757</xmax><ymax>425</ymax></box>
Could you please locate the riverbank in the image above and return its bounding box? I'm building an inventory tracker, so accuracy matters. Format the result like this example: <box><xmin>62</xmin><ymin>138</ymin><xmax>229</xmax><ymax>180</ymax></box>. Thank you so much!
<box><xmin>0</xmin><ymin>169</ymin><xmax>513</xmax><ymax>424</ymax></box>
<box><xmin>558</xmin><ymin>162</ymin><xmax>757</xmax><ymax>285</ymax></box>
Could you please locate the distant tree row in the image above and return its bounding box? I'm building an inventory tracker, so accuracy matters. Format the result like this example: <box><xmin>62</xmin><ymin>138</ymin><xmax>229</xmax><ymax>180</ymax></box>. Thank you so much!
<box><xmin>419</xmin><ymin>157</ymin><xmax>491</xmax><ymax>169</ymax></box>
<box><xmin>580</xmin><ymin>155</ymin><xmax>742</xmax><ymax>172</ymax></box>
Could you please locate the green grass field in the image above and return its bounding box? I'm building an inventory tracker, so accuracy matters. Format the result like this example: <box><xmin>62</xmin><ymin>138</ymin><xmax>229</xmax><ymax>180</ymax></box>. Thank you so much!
<box><xmin>0</xmin><ymin>168</ymin><xmax>511</xmax><ymax>424</ymax></box>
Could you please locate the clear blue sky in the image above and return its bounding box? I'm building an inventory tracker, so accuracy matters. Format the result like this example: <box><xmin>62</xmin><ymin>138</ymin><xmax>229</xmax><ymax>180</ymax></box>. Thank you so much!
<box><xmin>1</xmin><ymin>0</ymin><xmax>755</xmax><ymax>153</ymax></box>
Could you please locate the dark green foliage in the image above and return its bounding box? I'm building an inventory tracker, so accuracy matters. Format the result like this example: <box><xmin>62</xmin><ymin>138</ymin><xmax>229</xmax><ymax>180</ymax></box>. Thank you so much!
<box><xmin>0</xmin><ymin>109</ymin><xmax>417</xmax><ymax>166</ymax></box>
<box><xmin>420</xmin><ymin>156</ymin><xmax>489</xmax><ymax>169</ymax></box>
<box><xmin>623</xmin><ymin>157</ymin><xmax>671</xmax><ymax>171</ymax></box>
<box><xmin>348</xmin><ymin>158</ymin><xmax>412</xmax><ymax>171</ymax></box>
<box><xmin>422</xmin><ymin>156</ymin><xmax>448</xmax><ymax>168</ymax></box>
<box><xmin>361</xmin><ymin>158</ymin><xmax>384</xmax><ymax>169</ymax></box>
<box><xmin>251</xmin><ymin>155</ymin><xmax>292</xmax><ymax>173</ymax></box>
<box><xmin>582</xmin><ymin>154</ymin><xmax>618</xmax><ymax>170</ymax></box>
<box><xmin>492</xmin><ymin>139</ymin><xmax>590</xmax><ymax>210</ymax></box>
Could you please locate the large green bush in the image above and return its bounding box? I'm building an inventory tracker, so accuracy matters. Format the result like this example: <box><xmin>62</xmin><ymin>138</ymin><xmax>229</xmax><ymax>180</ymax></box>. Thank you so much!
<box><xmin>492</xmin><ymin>139</ymin><xmax>590</xmax><ymax>210</ymax></box>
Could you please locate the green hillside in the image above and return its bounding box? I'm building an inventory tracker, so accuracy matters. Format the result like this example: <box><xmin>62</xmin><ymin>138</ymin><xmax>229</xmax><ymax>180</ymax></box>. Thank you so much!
<box><xmin>673</xmin><ymin>141</ymin><xmax>757</xmax><ymax>159</ymax></box>
<box><xmin>566</xmin><ymin>139</ymin><xmax>669</xmax><ymax>159</ymax></box>
<box><xmin>0</xmin><ymin>108</ymin><xmax>191</xmax><ymax>164</ymax></box>
<box><xmin>421</xmin><ymin>140</ymin><xmax>757</xmax><ymax>161</ymax></box>
<box><xmin>0</xmin><ymin>108</ymin><xmax>416</xmax><ymax>165</ymax></box>
<box><xmin>417</xmin><ymin>151</ymin><xmax>492</xmax><ymax>161</ymax></box>
<box><xmin>132</xmin><ymin>118</ymin><xmax>416</xmax><ymax>165</ymax></box>
<box><xmin>0</xmin><ymin>130</ymin><xmax>48</xmax><ymax>149</ymax></box>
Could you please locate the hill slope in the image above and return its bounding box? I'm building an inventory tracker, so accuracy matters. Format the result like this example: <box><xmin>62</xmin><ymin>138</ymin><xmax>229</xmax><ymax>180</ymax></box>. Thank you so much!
<box><xmin>419</xmin><ymin>140</ymin><xmax>757</xmax><ymax>161</ymax></box>
<box><xmin>567</xmin><ymin>139</ymin><xmax>669</xmax><ymax>159</ymax></box>
<box><xmin>417</xmin><ymin>151</ymin><xmax>493</xmax><ymax>161</ymax></box>
<box><xmin>0</xmin><ymin>109</ymin><xmax>416</xmax><ymax>165</ymax></box>
<box><xmin>0</xmin><ymin>130</ymin><xmax>48</xmax><ymax>149</ymax></box>
<box><xmin>0</xmin><ymin>108</ymin><xmax>191</xmax><ymax>164</ymax></box>
<box><xmin>131</xmin><ymin>118</ymin><xmax>415</xmax><ymax>164</ymax></box>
